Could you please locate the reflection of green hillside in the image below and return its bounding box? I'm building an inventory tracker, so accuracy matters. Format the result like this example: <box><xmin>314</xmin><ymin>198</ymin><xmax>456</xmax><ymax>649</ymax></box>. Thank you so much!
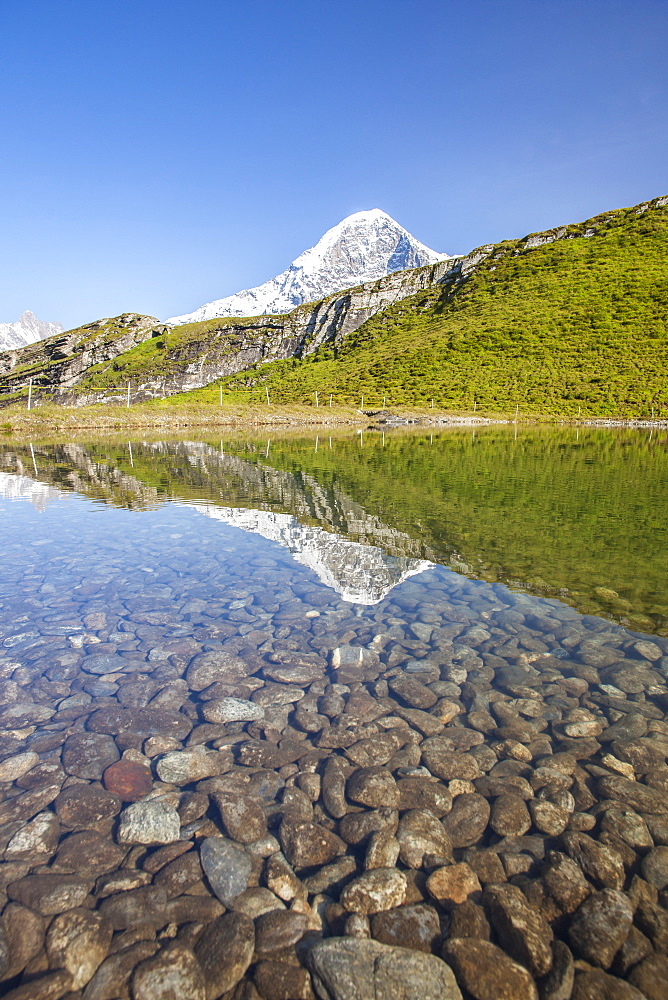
<box><xmin>1</xmin><ymin>426</ymin><xmax>667</xmax><ymax>633</ymax></box>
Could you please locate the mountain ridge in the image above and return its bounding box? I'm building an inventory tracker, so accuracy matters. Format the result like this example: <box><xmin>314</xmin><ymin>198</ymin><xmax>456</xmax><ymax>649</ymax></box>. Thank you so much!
<box><xmin>167</xmin><ymin>209</ymin><xmax>449</xmax><ymax>325</ymax></box>
<box><xmin>0</xmin><ymin>310</ymin><xmax>63</xmax><ymax>352</ymax></box>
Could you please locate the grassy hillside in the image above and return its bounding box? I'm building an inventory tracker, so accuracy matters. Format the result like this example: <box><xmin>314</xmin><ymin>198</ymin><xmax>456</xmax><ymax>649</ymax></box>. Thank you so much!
<box><xmin>209</xmin><ymin>197</ymin><xmax>668</xmax><ymax>416</ymax></box>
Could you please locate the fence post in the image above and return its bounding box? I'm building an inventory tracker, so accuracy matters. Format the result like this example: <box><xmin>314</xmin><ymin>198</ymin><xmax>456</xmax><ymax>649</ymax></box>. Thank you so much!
<box><xmin>329</xmin><ymin>394</ymin><xmax>332</xmax><ymax>407</ymax></box>
<box><xmin>315</xmin><ymin>391</ymin><xmax>319</xmax><ymax>407</ymax></box>
<box><xmin>27</xmin><ymin>379</ymin><xmax>33</xmax><ymax>410</ymax></box>
<box><xmin>361</xmin><ymin>396</ymin><xmax>364</xmax><ymax>409</ymax></box>
<box><xmin>127</xmin><ymin>383</ymin><xmax>131</xmax><ymax>408</ymax></box>
<box><xmin>265</xmin><ymin>386</ymin><xmax>270</xmax><ymax>405</ymax></box>
<box><xmin>515</xmin><ymin>403</ymin><xmax>519</xmax><ymax>419</ymax></box>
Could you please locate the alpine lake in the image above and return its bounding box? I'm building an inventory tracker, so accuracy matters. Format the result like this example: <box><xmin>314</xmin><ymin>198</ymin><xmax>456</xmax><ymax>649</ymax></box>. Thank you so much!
<box><xmin>0</xmin><ymin>425</ymin><xmax>667</xmax><ymax>1000</ymax></box>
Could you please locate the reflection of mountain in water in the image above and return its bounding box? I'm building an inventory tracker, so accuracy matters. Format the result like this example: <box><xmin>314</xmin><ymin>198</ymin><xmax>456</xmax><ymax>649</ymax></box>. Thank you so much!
<box><xmin>181</xmin><ymin>501</ymin><xmax>431</xmax><ymax>604</ymax></box>
<box><xmin>0</xmin><ymin>471</ymin><xmax>65</xmax><ymax>511</ymax></box>
<box><xmin>0</xmin><ymin>444</ymin><xmax>433</xmax><ymax>605</ymax></box>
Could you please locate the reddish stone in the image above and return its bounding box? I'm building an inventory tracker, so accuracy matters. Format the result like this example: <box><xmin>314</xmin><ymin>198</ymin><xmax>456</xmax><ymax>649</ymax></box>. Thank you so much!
<box><xmin>103</xmin><ymin>760</ymin><xmax>153</xmax><ymax>802</ymax></box>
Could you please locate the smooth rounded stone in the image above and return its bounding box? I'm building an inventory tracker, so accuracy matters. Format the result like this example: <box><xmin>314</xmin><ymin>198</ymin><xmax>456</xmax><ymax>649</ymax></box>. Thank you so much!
<box><xmin>339</xmin><ymin>809</ymin><xmax>399</xmax><ymax>847</ymax></box>
<box><xmin>564</xmin><ymin>720</ymin><xmax>605</xmax><ymax>738</ymax></box>
<box><xmin>340</xmin><ymin>868</ymin><xmax>407</xmax><ymax>915</ymax></box>
<box><xmin>396</xmin><ymin>777</ymin><xmax>453</xmax><ymax>816</ymax></box>
<box><xmin>61</xmin><ymin>732</ymin><xmax>119</xmax><ymax>780</ymax></box>
<box><xmin>0</xmin><ymin>783</ymin><xmax>64</xmax><ymax>828</ymax></box>
<box><xmin>263</xmin><ymin>661</ymin><xmax>325</xmax><ymax>685</ymax></box>
<box><xmin>563</xmin><ymin>832</ymin><xmax>625</xmax><ymax>889</ymax></box>
<box><xmin>0</xmin><ymin>902</ymin><xmax>46</xmax><ymax>979</ymax></box>
<box><xmin>396</xmin><ymin>809</ymin><xmax>453</xmax><ymax>868</ymax></box>
<box><xmin>542</xmin><ymin>852</ymin><xmax>592</xmax><ymax>914</ymax></box>
<box><xmin>187</xmin><ymin>651</ymin><xmax>256</xmax><ymax>690</ymax></box>
<box><xmin>87</xmin><ymin>706</ymin><xmax>192</xmax><ymax>741</ymax></box>
<box><xmin>45</xmin><ymin>908</ymin><xmax>112</xmax><ymax>989</ymax></box>
<box><xmin>266</xmin><ymin>851</ymin><xmax>303</xmax><ymax>902</ymax></box>
<box><xmin>345</xmin><ymin>732</ymin><xmax>405</xmax><ymax>767</ymax></box>
<box><xmin>613</xmin><ymin>925</ymin><xmax>654</xmax><ymax>977</ymax></box>
<box><xmin>131</xmin><ymin>942</ymin><xmax>206</xmax><ymax>1000</ymax></box>
<box><xmin>484</xmin><ymin>883</ymin><xmax>553</xmax><ymax>978</ymax></box>
<box><xmin>490</xmin><ymin>794</ymin><xmax>532</xmax><ymax>837</ymax></box>
<box><xmin>421</xmin><ymin>745</ymin><xmax>481</xmax><ymax>781</ymax></box>
<box><xmin>200</xmin><ymin>836</ymin><xmax>252</xmax><ymax>905</ymax></box>
<box><xmin>213</xmin><ymin>793</ymin><xmax>268</xmax><ymax>844</ymax></box>
<box><xmin>202</xmin><ymin>697</ymin><xmax>265</xmax><ymax>724</ymax></box>
<box><xmin>613</xmin><ymin>738</ymin><xmax>666</xmax><ymax>773</ymax></box>
<box><xmin>53</xmin><ymin>830</ymin><xmax>125</xmax><ymax>877</ymax></box>
<box><xmin>388</xmin><ymin>674</ymin><xmax>438</xmax><ymax>709</ymax></box>
<box><xmin>303</xmin><ymin>856</ymin><xmax>358</xmax><ymax>896</ymax></box>
<box><xmin>280</xmin><ymin>819</ymin><xmax>345</xmax><ymax>868</ymax></box>
<box><xmin>1</xmin><ymin>970</ymin><xmax>74</xmax><ymax>1000</ymax></box>
<box><xmin>599</xmin><ymin>713</ymin><xmax>648</xmax><ymax>743</ymax></box>
<box><xmin>155</xmin><ymin>748</ymin><xmax>224</xmax><ymax>784</ymax></box>
<box><xmin>321</xmin><ymin>758</ymin><xmax>349</xmax><ymax>819</ymax></box>
<box><xmin>233</xmin><ymin>887</ymin><xmax>287</xmax><ymax>918</ymax></box>
<box><xmin>645</xmin><ymin>813</ymin><xmax>668</xmax><ymax>844</ymax></box>
<box><xmin>448</xmin><ymin>901</ymin><xmax>491</xmax><ymax>940</ymax></box>
<box><xmin>5</xmin><ymin>810</ymin><xmax>60</xmax><ymax>860</ymax></box>
<box><xmin>98</xmin><ymin>885</ymin><xmax>168</xmax><ymax>931</ymax></box>
<box><xmin>442</xmin><ymin>793</ymin><xmax>490</xmax><ymax>849</ymax></box>
<box><xmin>347</xmin><ymin>767</ymin><xmax>400</xmax><ymax>809</ymax></box>
<box><xmin>102</xmin><ymin>759</ymin><xmax>152</xmax><ymax>801</ymax></box>
<box><xmin>0</xmin><ymin>750</ymin><xmax>39</xmax><ymax>782</ymax></box>
<box><xmin>628</xmin><ymin>954</ymin><xmax>668</xmax><ymax>1000</ymax></box>
<box><xmin>572</xmin><ymin>968</ymin><xmax>647</xmax><ymax>1000</ymax></box>
<box><xmin>539</xmin><ymin>940</ymin><xmax>574</xmax><ymax>1000</ymax></box>
<box><xmin>443</xmin><ymin>937</ymin><xmax>536</xmax><ymax>1000</ymax></box>
<box><xmin>153</xmin><ymin>851</ymin><xmax>203</xmax><ymax>897</ymax></box>
<box><xmin>641</xmin><ymin>845</ymin><xmax>668</xmax><ymax>889</ymax></box>
<box><xmin>80</xmin><ymin>652</ymin><xmax>130</xmax><ymax>675</ymax></box>
<box><xmin>254</xmin><ymin>909</ymin><xmax>307</xmax><ymax>956</ymax></box>
<box><xmin>528</xmin><ymin>799</ymin><xmax>570</xmax><ymax>836</ymax></box>
<box><xmin>194</xmin><ymin>912</ymin><xmax>255</xmax><ymax>999</ymax></box>
<box><xmin>370</xmin><ymin>903</ymin><xmax>441</xmax><ymax>952</ymax></box>
<box><xmin>117</xmin><ymin>799</ymin><xmax>181</xmax><ymax>845</ymax></box>
<box><xmin>600</xmin><ymin>806</ymin><xmax>653</xmax><ymax>849</ymax></box>
<box><xmin>568</xmin><ymin>889</ymin><xmax>633</xmax><ymax>968</ymax></box>
<box><xmin>253</xmin><ymin>959</ymin><xmax>315</xmax><ymax>1000</ymax></box>
<box><xmin>462</xmin><ymin>848</ymin><xmax>507</xmax><ymax>886</ymax></box>
<box><xmin>7</xmin><ymin>873</ymin><xmax>91</xmax><ymax>915</ymax></box>
<box><xmin>427</xmin><ymin>863</ymin><xmax>482</xmax><ymax>905</ymax></box>
<box><xmin>365</xmin><ymin>830</ymin><xmax>401</xmax><ymax>870</ymax></box>
<box><xmin>307</xmin><ymin>936</ymin><xmax>462</xmax><ymax>1000</ymax></box>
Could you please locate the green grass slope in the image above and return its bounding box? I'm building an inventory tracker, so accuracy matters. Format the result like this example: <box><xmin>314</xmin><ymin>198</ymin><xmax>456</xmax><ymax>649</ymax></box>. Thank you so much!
<box><xmin>214</xmin><ymin>197</ymin><xmax>668</xmax><ymax>416</ymax></box>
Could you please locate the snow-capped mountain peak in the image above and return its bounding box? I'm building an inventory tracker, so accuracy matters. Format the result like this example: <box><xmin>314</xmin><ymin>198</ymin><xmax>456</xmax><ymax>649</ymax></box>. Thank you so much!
<box><xmin>0</xmin><ymin>311</ymin><xmax>63</xmax><ymax>352</ymax></box>
<box><xmin>167</xmin><ymin>210</ymin><xmax>450</xmax><ymax>325</ymax></box>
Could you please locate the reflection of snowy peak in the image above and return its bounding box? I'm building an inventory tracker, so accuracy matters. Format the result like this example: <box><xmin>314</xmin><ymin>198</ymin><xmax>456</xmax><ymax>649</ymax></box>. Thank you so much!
<box><xmin>182</xmin><ymin>502</ymin><xmax>431</xmax><ymax>604</ymax></box>
<box><xmin>0</xmin><ymin>472</ymin><xmax>65</xmax><ymax>511</ymax></box>
<box><xmin>168</xmin><ymin>210</ymin><xmax>449</xmax><ymax>325</ymax></box>
<box><xmin>0</xmin><ymin>311</ymin><xmax>63</xmax><ymax>352</ymax></box>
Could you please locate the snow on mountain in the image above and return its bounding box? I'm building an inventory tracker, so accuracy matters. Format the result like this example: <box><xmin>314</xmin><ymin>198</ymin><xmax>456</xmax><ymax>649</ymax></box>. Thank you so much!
<box><xmin>180</xmin><ymin>500</ymin><xmax>432</xmax><ymax>605</ymax></box>
<box><xmin>0</xmin><ymin>311</ymin><xmax>63</xmax><ymax>352</ymax></box>
<box><xmin>168</xmin><ymin>209</ymin><xmax>450</xmax><ymax>325</ymax></box>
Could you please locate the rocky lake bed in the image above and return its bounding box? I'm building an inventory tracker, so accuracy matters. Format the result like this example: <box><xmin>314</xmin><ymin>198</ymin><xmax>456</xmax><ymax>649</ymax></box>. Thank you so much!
<box><xmin>0</xmin><ymin>435</ymin><xmax>667</xmax><ymax>1000</ymax></box>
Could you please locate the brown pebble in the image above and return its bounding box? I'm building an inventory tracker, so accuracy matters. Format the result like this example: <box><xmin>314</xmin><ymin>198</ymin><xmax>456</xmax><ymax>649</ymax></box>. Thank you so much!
<box><xmin>102</xmin><ymin>759</ymin><xmax>153</xmax><ymax>801</ymax></box>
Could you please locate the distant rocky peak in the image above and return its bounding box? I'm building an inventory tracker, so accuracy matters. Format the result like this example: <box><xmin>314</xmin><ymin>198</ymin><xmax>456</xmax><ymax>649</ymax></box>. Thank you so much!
<box><xmin>167</xmin><ymin>210</ymin><xmax>450</xmax><ymax>325</ymax></box>
<box><xmin>0</xmin><ymin>311</ymin><xmax>63</xmax><ymax>352</ymax></box>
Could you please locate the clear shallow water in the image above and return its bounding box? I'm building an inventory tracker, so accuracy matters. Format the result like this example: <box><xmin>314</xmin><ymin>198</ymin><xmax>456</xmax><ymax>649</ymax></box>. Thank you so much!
<box><xmin>0</xmin><ymin>429</ymin><xmax>666</xmax><ymax>997</ymax></box>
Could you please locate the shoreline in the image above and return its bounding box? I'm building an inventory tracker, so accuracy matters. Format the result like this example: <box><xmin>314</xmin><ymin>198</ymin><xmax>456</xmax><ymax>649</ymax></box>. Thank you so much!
<box><xmin>1</xmin><ymin>401</ymin><xmax>667</xmax><ymax>438</ymax></box>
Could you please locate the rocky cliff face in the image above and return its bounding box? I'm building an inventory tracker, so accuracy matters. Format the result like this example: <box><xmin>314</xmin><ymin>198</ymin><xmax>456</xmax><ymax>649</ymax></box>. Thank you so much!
<box><xmin>168</xmin><ymin>209</ymin><xmax>449</xmax><ymax>324</ymax></box>
<box><xmin>0</xmin><ymin>313</ymin><xmax>159</xmax><ymax>399</ymax></box>
<box><xmin>0</xmin><ymin>257</ymin><xmax>463</xmax><ymax>403</ymax></box>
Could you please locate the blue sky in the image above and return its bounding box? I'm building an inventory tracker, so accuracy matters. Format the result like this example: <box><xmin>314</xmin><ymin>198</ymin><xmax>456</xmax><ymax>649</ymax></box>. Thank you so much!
<box><xmin>1</xmin><ymin>0</ymin><xmax>666</xmax><ymax>329</ymax></box>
